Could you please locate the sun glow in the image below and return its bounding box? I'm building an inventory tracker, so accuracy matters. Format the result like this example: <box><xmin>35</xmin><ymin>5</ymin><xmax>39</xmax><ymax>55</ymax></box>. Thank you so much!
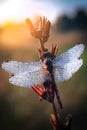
<box><xmin>0</xmin><ymin>0</ymin><xmax>58</xmax><ymax>25</ymax></box>
<box><xmin>0</xmin><ymin>0</ymin><xmax>60</xmax><ymax>49</ymax></box>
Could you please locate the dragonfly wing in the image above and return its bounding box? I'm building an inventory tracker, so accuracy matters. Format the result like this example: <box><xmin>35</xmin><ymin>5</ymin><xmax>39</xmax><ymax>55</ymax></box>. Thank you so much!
<box><xmin>53</xmin><ymin>44</ymin><xmax>84</xmax><ymax>82</ymax></box>
<box><xmin>9</xmin><ymin>69</ymin><xmax>45</xmax><ymax>87</ymax></box>
<box><xmin>2</xmin><ymin>60</ymin><xmax>46</xmax><ymax>87</ymax></box>
<box><xmin>53</xmin><ymin>44</ymin><xmax>84</xmax><ymax>64</ymax></box>
<box><xmin>54</xmin><ymin>59</ymin><xmax>83</xmax><ymax>82</ymax></box>
<box><xmin>2</xmin><ymin>61</ymin><xmax>41</xmax><ymax>74</ymax></box>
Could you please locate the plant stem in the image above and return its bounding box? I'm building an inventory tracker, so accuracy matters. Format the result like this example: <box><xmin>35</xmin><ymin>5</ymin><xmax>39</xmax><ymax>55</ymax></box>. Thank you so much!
<box><xmin>40</xmin><ymin>39</ymin><xmax>44</xmax><ymax>51</ymax></box>
<box><xmin>51</xmin><ymin>100</ymin><xmax>61</xmax><ymax>130</ymax></box>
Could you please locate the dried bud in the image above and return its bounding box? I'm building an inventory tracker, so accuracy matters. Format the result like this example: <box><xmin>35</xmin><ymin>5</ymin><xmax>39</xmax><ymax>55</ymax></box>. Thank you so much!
<box><xmin>32</xmin><ymin>85</ymin><xmax>44</xmax><ymax>97</ymax></box>
<box><xmin>25</xmin><ymin>16</ymin><xmax>51</xmax><ymax>44</ymax></box>
<box><xmin>51</xmin><ymin>114</ymin><xmax>58</xmax><ymax>127</ymax></box>
<box><xmin>25</xmin><ymin>18</ymin><xmax>42</xmax><ymax>39</ymax></box>
<box><xmin>42</xmin><ymin>19</ymin><xmax>51</xmax><ymax>42</ymax></box>
<box><xmin>51</xmin><ymin>44</ymin><xmax>59</xmax><ymax>59</ymax></box>
<box><xmin>32</xmin><ymin>85</ymin><xmax>54</xmax><ymax>102</ymax></box>
<box><xmin>25</xmin><ymin>18</ymin><xmax>35</xmax><ymax>33</ymax></box>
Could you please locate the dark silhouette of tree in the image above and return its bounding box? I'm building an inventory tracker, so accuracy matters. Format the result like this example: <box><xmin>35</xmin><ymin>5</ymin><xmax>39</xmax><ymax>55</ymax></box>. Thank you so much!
<box><xmin>54</xmin><ymin>8</ymin><xmax>87</xmax><ymax>32</ymax></box>
<box><xmin>74</xmin><ymin>9</ymin><xmax>87</xmax><ymax>30</ymax></box>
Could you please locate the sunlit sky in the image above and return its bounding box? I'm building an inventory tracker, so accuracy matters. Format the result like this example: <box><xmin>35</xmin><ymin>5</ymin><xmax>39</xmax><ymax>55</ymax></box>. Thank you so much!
<box><xmin>0</xmin><ymin>0</ymin><xmax>87</xmax><ymax>25</ymax></box>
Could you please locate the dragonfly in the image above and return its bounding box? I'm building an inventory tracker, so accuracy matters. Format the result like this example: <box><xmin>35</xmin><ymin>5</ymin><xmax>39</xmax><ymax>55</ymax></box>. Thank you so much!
<box><xmin>2</xmin><ymin>44</ymin><xmax>84</xmax><ymax>109</ymax></box>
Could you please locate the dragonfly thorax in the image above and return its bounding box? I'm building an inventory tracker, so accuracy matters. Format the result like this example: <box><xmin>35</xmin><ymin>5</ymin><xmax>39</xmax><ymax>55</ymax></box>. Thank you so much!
<box><xmin>40</xmin><ymin>49</ymin><xmax>54</xmax><ymax>74</ymax></box>
<box><xmin>44</xmin><ymin>58</ymin><xmax>53</xmax><ymax>73</ymax></box>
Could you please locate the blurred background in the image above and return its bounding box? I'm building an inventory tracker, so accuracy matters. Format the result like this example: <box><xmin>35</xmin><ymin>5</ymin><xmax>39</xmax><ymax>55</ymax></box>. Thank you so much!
<box><xmin>0</xmin><ymin>0</ymin><xmax>87</xmax><ymax>130</ymax></box>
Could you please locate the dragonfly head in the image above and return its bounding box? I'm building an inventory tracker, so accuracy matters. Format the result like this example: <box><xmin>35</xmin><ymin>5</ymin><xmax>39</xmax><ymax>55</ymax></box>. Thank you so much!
<box><xmin>42</xmin><ymin>48</ymin><xmax>51</xmax><ymax>59</ymax></box>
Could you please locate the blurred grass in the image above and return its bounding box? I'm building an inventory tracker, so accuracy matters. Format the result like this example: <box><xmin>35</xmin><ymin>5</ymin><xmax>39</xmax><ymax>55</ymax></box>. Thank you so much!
<box><xmin>0</xmin><ymin>23</ymin><xmax>87</xmax><ymax>130</ymax></box>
